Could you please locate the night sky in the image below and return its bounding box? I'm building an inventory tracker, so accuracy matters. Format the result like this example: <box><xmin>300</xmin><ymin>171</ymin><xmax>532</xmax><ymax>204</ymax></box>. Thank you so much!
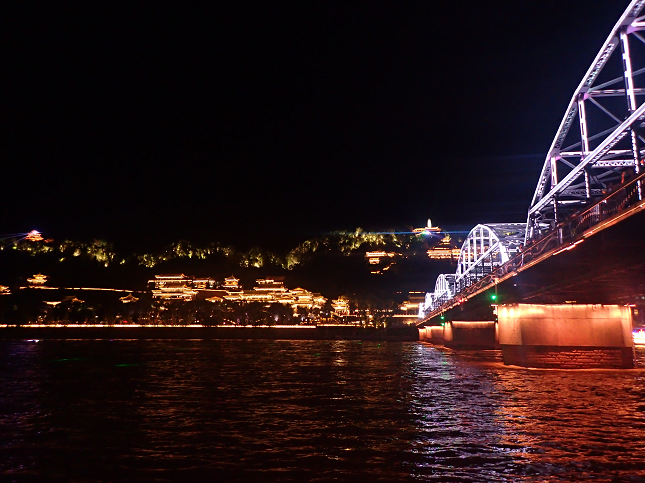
<box><xmin>2</xmin><ymin>1</ymin><xmax>626</xmax><ymax>251</ymax></box>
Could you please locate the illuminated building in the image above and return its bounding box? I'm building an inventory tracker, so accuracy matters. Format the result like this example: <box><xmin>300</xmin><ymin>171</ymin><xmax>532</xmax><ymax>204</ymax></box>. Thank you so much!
<box><xmin>413</xmin><ymin>218</ymin><xmax>442</xmax><ymax>235</ymax></box>
<box><xmin>427</xmin><ymin>235</ymin><xmax>461</xmax><ymax>260</ymax></box>
<box><xmin>149</xmin><ymin>273</ymin><xmax>327</xmax><ymax>311</ymax></box>
<box><xmin>150</xmin><ymin>274</ymin><xmax>197</xmax><ymax>301</ymax></box>
<box><xmin>365</xmin><ymin>251</ymin><xmax>396</xmax><ymax>265</ymax></box>
<box><xmin>224</xmin><ymin>275</ymin><xmax>240</xmax><ymax>290</ymax></box>
<box><xmin>204</xmin><ymin>290</ymin><xmax>231</xmax><ymax>303</ymax></box>
<box><xmin>27</xmin><ymin>273</ymin><xmax>48</xmax><ymax>287</ymax></box>
<box><xmin>426</xmin><ymin>246</ymin><xmax>461</xmax><ymax>260</ymax></box>
<box><xmin>120</xmin><ymin>293</ymin><xmax>139</xmax><ymax>303</ymax></box>
<box><xmin>209</xmin><ymin>276</ymin><xmax>326</xmax><ymax>311</ymax></box>
<box><xmin>193</xmin><ymin>278</ymin><xmax>216</xmax><ymax>289</ymax></box>
<box><xmin>331</xmin><ymin>298</ymin><xmax>350</xmax><ymax>316</ymax></box>
<box><xmin>290</xmin><ymin>287</ymin><xmax>315</xmax><ymax>310</ymax></box>
<box><xmin>0</xmin><ymin>285</ymin><xmax>10</xmax><ymax>295</ymax></box>
<box><xmin>365</xmin><ymin>251</ymin><xmax>397</xmax><ymax>274</ymax></box>
<box><xmin>25</xmin><ymin>230</ymin><xmax>44</xmax><ymax>242</ymax></box>
<box><xmin>254</xmin><ymin>277</ymin><xmax>288</xmax><ymax>294</ymax></box>
<box><xmin>399</xmin><ymin>293</ymin><xmax>425</xmax><ymax>314</ymax></box>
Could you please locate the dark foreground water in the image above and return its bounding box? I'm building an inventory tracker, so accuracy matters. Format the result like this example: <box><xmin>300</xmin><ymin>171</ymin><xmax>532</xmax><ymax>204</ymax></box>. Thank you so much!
<box><xmin>1</xmin><ymin>340</ymin><xmax>644</xmax><ymax>482</ymax></box>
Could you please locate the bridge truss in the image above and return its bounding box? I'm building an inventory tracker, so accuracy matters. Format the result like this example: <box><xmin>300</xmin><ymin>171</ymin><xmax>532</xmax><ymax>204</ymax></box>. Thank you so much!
<box><xmin>419</xmin><ymin>224</ymin><xmax>525</xmax><ymax>316</ymax></box>
<box><xmin>528</xmin><ymin>0</ymin><xmax>645</xmax><ymax>243</ymax></box>
<box><xmin>419</xmin><ymin>0</ymin><xmax>645</xmax><ymax>321</ymax></box>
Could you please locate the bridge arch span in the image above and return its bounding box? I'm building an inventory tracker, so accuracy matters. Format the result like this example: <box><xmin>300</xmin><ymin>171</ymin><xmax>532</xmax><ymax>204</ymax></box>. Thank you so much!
<box><xmin>419</xmin><ymin>223</ymin><xmax>525</xmax><ymax>316</ymax></box>
<box><xmin>456</xmin><ymin>223</ymin><xmax>525</xmax><ymax>280</ymax></box>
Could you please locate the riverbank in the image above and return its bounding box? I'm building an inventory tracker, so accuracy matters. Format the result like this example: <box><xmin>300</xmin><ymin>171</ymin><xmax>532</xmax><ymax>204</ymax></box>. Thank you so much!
<box><xmin>0</xmin><ymin>325</ymin><xmax>419</xmax><ymax>341</ymax></box>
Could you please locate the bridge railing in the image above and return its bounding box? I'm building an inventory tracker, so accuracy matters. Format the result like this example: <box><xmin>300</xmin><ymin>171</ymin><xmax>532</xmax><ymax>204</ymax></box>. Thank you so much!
<box><xmin>421</xmin><ymin>173</ymin><xmax>645</xmax><ymax>322</ymax></box>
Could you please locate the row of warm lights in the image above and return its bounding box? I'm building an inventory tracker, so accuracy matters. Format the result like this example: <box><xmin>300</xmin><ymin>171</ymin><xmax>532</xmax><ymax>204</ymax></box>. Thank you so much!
<box><xmin>0</xmin><ymin>324</ymin><xmax>318</xmax><ymax>329</ymax></box>
<box><xmin>21</xmin><ymin>286</ymin><xmax>136</xmax><ymax>293</ymax></box>
<box><xmin>6</xmin><ymin>325</ymin><xmax>643</xmax><ymax>342</ymax></box>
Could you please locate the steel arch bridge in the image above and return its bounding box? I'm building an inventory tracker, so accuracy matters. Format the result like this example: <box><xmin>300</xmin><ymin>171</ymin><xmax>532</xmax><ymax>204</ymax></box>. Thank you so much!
<box><xmin>419</xmin><ymin>0</ymin><xmax>645</xmax><ymax>321</ymax></box>
<box><xmin>419</xmin><ymin>224</ymin><xmax>525</xmax><ymax>316</ymax></box>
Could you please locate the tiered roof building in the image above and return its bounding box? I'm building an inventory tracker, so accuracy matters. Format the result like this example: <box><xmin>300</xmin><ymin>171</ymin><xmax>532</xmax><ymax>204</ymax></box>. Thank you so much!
<box><xmin>150</xmin><ymin>274</ymin><xmax>326</xmax><ymax>311</ymax></box>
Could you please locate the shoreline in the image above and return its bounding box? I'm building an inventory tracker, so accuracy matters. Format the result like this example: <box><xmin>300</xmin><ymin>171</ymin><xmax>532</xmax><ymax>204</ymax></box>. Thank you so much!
<box><xmin>0</xmin><ymin>325</ymin><xmax>420</xmax><ymax>341</ymax></box>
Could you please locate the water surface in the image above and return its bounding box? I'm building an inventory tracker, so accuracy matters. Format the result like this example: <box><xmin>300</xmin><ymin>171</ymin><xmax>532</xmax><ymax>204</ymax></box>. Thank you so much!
<box><xmin>1</xmin><ymin>340</ymin><xmax>644</xmax><ymax>482</ymax></box>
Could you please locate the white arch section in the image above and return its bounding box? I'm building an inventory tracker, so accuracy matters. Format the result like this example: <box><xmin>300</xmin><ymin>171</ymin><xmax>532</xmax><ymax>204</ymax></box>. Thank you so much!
<box><xmin>419</xmin><ymin>223</ymin><xmax>525</xmax><ymax>317</ymax></box>
<box><xmin>456</xmin><ymin>223</ymin><xmax>525</xmax><ymax>282</ymax></box>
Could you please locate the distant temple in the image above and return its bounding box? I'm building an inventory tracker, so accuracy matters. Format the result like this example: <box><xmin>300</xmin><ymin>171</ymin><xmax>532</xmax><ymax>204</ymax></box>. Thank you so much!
<box><xmin>27</xmin><ymin>273</ymin><xmax>48</xmax><ymax>287</ymax></box>
<box><xmin>331</xmin><ymin>298</ymin><xmax>350</xmax><ymax>316</ymax></box>
<box><xmin>25</xmin><ymin>230</ymin><xmax>44</xmax><ymax>242</ymax></box>
<box><xmin>426</xmin><ymin>234</ymin><xmax>461</xmax><ymax>260</ymax></box>
<box><xmin>413</xmin><ymin>218</ymin><xmax>442</xmax><ymax>235</ymax></box>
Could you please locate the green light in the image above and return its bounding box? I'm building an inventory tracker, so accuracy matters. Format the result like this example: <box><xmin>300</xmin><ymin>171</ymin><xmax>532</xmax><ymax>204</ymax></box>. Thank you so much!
<box><xmin>491</xmin><ymin>294</ymin><xmax>497</xmax><ymax>301</ymax></box>
<box><xmin>440</xmin><ymin>315</ymin><xmax>445</xmax><ymax>320</ymax></box>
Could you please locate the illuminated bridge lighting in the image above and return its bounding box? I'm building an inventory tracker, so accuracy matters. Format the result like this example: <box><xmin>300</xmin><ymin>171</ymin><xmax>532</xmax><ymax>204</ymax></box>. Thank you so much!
<box><xmin>634</xmin><ymin>329</ymin><xmax>645</xmax><ymax>346</ymax></box>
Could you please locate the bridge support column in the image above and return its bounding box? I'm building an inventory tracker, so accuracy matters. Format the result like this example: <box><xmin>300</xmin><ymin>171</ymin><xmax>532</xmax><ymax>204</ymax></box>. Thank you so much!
<box><xmin>498</xmin><ymin>304</ymin><xmax>634</xmax><ymax>369</ymax></box>
<box><xmin>418</xmin><ymin>326</ymin><xmax>445</xmax><ymax>344</ymax></box>
<box><xmin>444</xmin><ymin>321</ymin><xmax>498</xmax><ymax>349</ymax></box>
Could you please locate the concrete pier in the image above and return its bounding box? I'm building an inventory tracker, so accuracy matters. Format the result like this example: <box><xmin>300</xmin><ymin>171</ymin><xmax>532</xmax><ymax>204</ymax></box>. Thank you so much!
<box><xmin>497</xmin><ymin>304</ymin><xmax>634</xmax><ymax>368</ymax></box>
<box><xmin>419</xmin><ymin>321</ymin><xmax>497</xmax><ymax>349</ymax></box>
<box><xmin>444</xmin><ymin>321</ymin><xmax>498</xmax><ymax>349</ymax></box>
<box><xmin>418</xmin><ymin>325</ymin><xmax>445</xmax><ymax>344</ymax></box>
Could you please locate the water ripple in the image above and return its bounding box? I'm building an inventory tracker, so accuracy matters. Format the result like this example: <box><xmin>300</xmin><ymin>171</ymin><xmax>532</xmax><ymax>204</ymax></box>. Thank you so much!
<box><xmin>0</xmin><ymin>340</ymin><xmax>644</xmax><ymax>482</ymax></box>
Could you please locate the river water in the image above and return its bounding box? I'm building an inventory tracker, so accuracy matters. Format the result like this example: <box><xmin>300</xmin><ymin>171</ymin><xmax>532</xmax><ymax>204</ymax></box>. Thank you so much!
<box><xmin>1</xmin><ymin>339</ymin><xmax>644</xmax><ymax>482</ymax></box>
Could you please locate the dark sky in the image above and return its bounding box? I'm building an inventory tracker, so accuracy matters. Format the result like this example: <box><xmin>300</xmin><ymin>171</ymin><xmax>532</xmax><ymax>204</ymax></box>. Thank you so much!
<box><xmin>2</xmin><ymin>1</ymin><xmax>627</xmax><ymax>251</ymax></box>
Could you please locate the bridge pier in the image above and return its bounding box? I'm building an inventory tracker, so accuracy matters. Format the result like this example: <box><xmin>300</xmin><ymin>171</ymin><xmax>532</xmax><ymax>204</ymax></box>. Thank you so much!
<box><xmin>444</xmin><ymin>321</ymin><xmax>498</xmax><ymax>349</ymax></box>
<box><xmin>497</xmin><ymin>304</ymin><xmax>634</xmax><ymax>369</ymax></box>
<box><xmin>418</xmin><ymin>321</ymin><xmax>498</xmax><ymax>349</ymax></box>
<box><xmin>418</xmin><ymin>326</ymin><xmax>444</xmax><ymax>344</ymax></box>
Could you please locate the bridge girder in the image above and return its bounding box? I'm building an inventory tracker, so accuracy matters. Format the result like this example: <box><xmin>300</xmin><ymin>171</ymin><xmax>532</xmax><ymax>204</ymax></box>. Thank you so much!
<box><xmin>527</xmin><ymin>0</ymin><xmax>645</xmax><ymax>243</ymax></box>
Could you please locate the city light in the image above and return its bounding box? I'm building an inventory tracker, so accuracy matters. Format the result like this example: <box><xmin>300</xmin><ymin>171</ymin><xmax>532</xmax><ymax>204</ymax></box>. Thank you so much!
<box><xmin>634</xmin><ymin>329</ymin><xmax>645</xmax><ymax>346</ymax></box>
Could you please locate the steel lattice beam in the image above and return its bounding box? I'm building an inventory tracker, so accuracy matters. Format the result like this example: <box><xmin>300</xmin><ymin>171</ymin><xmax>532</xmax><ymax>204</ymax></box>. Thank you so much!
<box><xmin>420</xmin><ymin>1</ymin><xmax>645</xmax><ymax>321</ymax></box>
<box><xmin>527</xmin><ymin>0</ymin><xmax>645</xmax><ymax>243</ymax></box>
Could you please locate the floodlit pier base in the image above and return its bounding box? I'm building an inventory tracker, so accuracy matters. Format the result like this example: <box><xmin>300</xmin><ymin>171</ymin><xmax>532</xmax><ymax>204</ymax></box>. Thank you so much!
<box><xmin>419</xmin><ymin>322</ymin><xmax>497</xmax><ymax>349</ymax></box>
<box><xmin>498</xmin><ymin>304</ymin><xmax>634</xmax><ymax>369</ymax></box>
<box><xmin>418</xmin><ymin>326</ymin><xmax>445</xmax><ymax>345</ymax></box>
<box><xmin>444</xmin><ymin>321</ymin><xmax>498</xmax><ymax>349</ymax></box>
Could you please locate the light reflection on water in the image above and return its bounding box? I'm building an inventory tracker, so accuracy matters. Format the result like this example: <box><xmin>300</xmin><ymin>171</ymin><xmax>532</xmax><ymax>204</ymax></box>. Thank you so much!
<box><xmin>0</xmin><ymin>340</ymin><xmax>644</xmax><ymax>482</ymax></box>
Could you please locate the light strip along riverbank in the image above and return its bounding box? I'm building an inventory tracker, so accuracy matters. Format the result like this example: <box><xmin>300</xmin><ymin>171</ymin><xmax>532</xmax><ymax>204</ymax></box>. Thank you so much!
<box><xmin>0</xmin><ymin>325</ymin><xmax>419</xmax><ymax>341</ymax></box>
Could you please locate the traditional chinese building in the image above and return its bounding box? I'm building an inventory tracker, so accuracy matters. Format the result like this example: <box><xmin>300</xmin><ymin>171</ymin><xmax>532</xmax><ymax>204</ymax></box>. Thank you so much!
<box><xmin>331</xmin><ymin>298</ymin><xmax>350</xmax><ymax>316</ymax></box>
<box><xmin>224</xmin><ymin>275</ymin><xmax>240</xmax><ymax>290</ymax></box>
<box><xmin>427</xmin><ymin>234</ymin><xmax>460</xmax><ymax>260</ymax></box>
<box><xmin>193</xmin><ymin>278</ymin><xmax>216</xmax><ymax>289</ymax></box>
<box><xmin>25</xmin><ymin>230</ymin><xmax>44</xmax><ymax>242</ymax></box>
<box><xmin>150</xmin><ymin>274</ymin><xmax>197</xmax><ymax>301</ymax></box>
<box><xmin>150</xmin><ymin>273</ymin><xmax>326</xmax><ymax>311</ymax></box>
<box><xmin>27</xmin><ymin>273</ymin><xmax>48</xmax><ymax>287</ymax></box>
<box><xmin>413</xmin><ymin>218</ymin><xmax>442</xmax><ymax>235</ymax></box>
